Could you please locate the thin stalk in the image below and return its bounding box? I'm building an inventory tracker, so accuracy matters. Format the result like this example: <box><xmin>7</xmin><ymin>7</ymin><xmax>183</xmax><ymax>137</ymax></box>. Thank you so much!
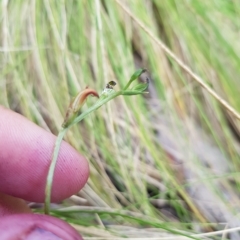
<box><xmin>44</xmin><ymin>69</ymin><xmax>147</xmax><ymax>214</ymax></box>
<box><xmin>69</xmin><ymin>89</ymin><xmax>144</xmax><ymax>128</ymax></box>
<box><xmin>44</xmin><ymin>127</ymin><xmax>67</xmax><ymax>214</ymax></box>
<box><xmin>69</xmin><ymin>91</ymin><xmax>122</xmax><ymax>127</ymax></box>
<box><xmin>44</xmin><ymin>91</ymin><xmax>121</xmax><ymax>214</ymax></box>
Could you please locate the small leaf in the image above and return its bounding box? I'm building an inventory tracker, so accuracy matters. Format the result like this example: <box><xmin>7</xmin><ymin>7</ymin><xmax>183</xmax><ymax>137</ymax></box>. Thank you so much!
<box><xmin>132</xmin><ymin>77</ymin><xmax>149</xmax><ymax>92</ymax></box>
<box><xmin>129</xmin><ymin>68</ymin><xmax>147</xmax><ymax>82</ymax></box>
<box><xmin>124</xmin><ymin>68</ymin><xmax>147</xmax><ymax>90</ymax></box>
<box><xmin>122</xmin><ymin>91</ymin><xmax>143</xmax><ymax>96</ymax></box>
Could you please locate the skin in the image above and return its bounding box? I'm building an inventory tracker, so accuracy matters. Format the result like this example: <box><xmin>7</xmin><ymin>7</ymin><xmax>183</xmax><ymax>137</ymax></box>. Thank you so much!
<box><xmin>0</xmin><ymin>106</ymin><xmax>89</xmax><ymax>239</ymax></box>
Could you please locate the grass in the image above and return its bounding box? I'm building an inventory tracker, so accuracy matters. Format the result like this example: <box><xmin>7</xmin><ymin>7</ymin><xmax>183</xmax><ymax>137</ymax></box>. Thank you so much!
<box><xmin>1</xmin><ymin>0</ymin><xmax>240</xmax><ymax>239</ymax></box>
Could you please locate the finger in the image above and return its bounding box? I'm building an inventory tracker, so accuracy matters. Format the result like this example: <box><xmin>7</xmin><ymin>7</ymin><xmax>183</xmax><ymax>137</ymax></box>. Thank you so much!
<box><xmin>0</xmin><ymin>213</ymin><xmax>82</xmax><ymax>239</ymax></box>
<box><xmin>0</xmin><ymin>106</ymin><xmax>89</xmax><ymax>202</ymax></box>
<box><xmin>0</xmin><ymin>192</ymin><xmax>31</xmax><ymax>216</ymax></box>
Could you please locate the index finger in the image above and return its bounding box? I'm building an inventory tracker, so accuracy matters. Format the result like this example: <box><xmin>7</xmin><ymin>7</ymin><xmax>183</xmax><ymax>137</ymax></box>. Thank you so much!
<box><xmin>0</xmin><ymin>106</ymin><xmax>89</xmax><ymax>202</ymax></box>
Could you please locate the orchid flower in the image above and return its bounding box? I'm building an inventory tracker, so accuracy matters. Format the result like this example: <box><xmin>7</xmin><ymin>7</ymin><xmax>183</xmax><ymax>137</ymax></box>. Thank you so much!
<box><xmin>45</xmin><ymin>69</ymin><xmax>149</xmax><ymax>214</ymax></box>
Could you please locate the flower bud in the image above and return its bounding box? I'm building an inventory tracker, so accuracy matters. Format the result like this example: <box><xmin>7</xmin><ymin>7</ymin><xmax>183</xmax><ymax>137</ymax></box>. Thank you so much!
<box><xmin>62</xmin><ymin>87</ymin><xmax>99</xmax><ymax>127</ymax></box>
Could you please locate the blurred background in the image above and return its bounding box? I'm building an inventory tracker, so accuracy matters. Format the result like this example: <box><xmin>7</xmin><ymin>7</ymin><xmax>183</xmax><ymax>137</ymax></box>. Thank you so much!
<box><xmin>1</xmin><ymin>0</ymin><xmax>240</xmax><ymax>239</ymax></box>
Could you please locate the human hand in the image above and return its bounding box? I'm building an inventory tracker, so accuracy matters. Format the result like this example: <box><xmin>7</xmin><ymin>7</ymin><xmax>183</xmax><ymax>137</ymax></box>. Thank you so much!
<box><xmin>0</xmin><ymin>106</ymin><xmax>89</xmax><ymax>239</ymax></box>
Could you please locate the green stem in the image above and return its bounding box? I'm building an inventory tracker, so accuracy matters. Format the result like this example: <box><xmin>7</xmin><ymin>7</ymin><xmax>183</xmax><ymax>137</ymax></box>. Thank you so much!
<box><xmin>69</xmin><ymin>90</ymin><xmax>143</xmax><ymax>127</ymax></box>
<box><xmin>44</xmin><ymin>91</ymin><xmax>122</xmax><ymax>214</ymax></box>
<box><xmin>68</xmin><ymin>90</ymin><xmax>122</xmax><ymax>128</ymax></box>
<box><xmin>44</xmin><ymin>88</ymin><xmax>144</xmax><ymax>214</ymax></box>
<box><xmin>44</xmin><ymin>127</ymin><xmax>67</xmax><ymax>214</ymax></box>
<box><xmin>123</xmin><ymin>82</ymin><xmax>131</xmax><ymax>90</ymax></box>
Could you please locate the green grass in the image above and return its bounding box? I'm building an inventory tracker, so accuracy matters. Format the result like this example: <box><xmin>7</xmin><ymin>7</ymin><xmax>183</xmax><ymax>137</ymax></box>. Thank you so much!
<box><xmin>1</xmin><ymin>0</ymin><xmax>240</xmax><ymax>239</ymax></box>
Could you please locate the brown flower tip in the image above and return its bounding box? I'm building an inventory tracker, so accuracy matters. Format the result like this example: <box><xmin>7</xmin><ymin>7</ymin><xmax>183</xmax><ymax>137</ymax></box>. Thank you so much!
<box><xmin>62</xmin><ymin>88</ymin><xmax>99</xmax><ymax>127</ymax></box>
<box><xmin>71</xmin><ymin>88</ymin><xmax>99</xmax><ymax>112</ymax></box>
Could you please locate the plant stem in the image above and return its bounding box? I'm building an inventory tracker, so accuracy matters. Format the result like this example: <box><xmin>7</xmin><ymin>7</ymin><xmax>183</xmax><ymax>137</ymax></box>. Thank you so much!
<box><xmin>44</xmin><ymin>127</ymin><xmax>67</xmax><ymax>214</ymax></box>
<box><xmin>44</xmin><ymin>91</ymin><xmax>121</xmax><ymax>214</ymax></box>
<box><xmin>68</xmin><ymin>90</ymin><xmax>123</xmax><ymax>128</ymax></box>
<box><xmin>44</xmin><ymin>88</ymin><xmax>143</xmax><ymax>214</ymax></box>
<box><xmin>123</xmin><ymin>82</ymin><xmax>131</xmax><ymax>90</ymax></box>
